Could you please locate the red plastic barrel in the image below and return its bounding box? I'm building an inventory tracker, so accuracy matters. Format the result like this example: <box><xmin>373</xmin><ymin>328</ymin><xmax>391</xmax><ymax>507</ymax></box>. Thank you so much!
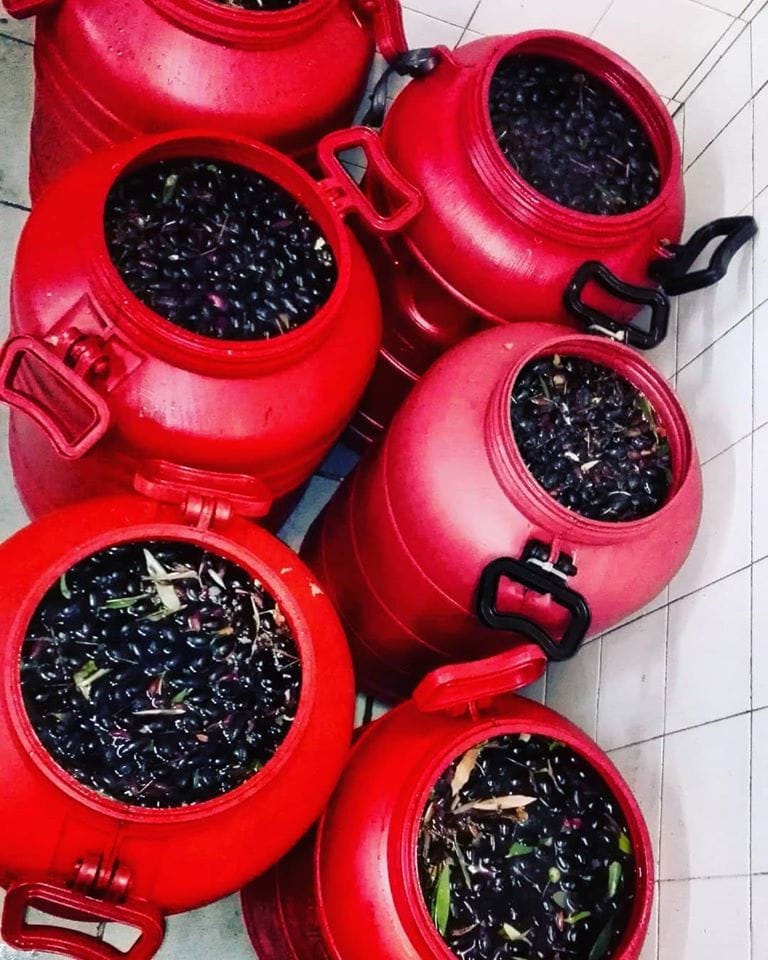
<box><xmin>346</xmin><ymin>30</ymin><xmax>756</xmax><ymax>447</ymax></box>
<box><xmin>242</xmin><ymin>645</ymin><xmax>654</xmax><ymax>960</ymax></box>
<box><xmin>0</xmin><ymin>476</ymin><xmax>354</xmax><ymax>960</ymax></box>
<box><xmin>4</xmin><ymin>0</ymin><xmax>407</xmax><ymax>200</ymax></box>
<box><xmin>303</xmin><ymin>324</ymin><xmax>702</xmax><ymax>702</ymax></box>
<box><xmin>0</xmin><ymin>126</ymin><xmax>422</xmax><ymax>525</ymax></box>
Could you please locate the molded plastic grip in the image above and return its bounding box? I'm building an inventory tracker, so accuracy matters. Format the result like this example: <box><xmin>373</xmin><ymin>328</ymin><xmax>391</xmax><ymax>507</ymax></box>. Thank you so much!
<box><xmin>413</xmin><ymin>644</ymin><xmax>547</xmax><ymax>714</ymax></box>
<box><xmin>476</xmin><ymin>558</ymin><xmax>591</xmax><ymax>662</ymax></box>
<box><xmin>2</xmin><ymin>881</ymin><xmax>165</xmax><ymax>960</ymax></box>
<box><xmin>0</xmin><ymin>335</ymin><xmax>110</xmax><ymax>459</ymax></box>
<box><xmin>3</xmin><ymin>0</ymin><xmax>59</xmax><ymax>17</ymax></box>
<box><xmin>648</xmin><ymin>216</ymin><xmax>758</xmax><ymax>295</ymax></box>
<box><xmin>317</xmin><ymin>126</ymin><xmax>423</xmax><ymax>235</ymax></box>
<box><xmin>363</xmin><ymin>47</ymin><xmax>441</xmax><ymax>127</ymax></box>
<box><xmin>564</xmin><ymin>260</ymin><xmax>671</xmax><ymax>350</ymax></box>
<box><xmin>135</xmin><ymin>459</ymin><xmax>274</xmax><ymax>520</ymax></box>
<box><xmin>354</xmin><ymin>0</ymin><xmax>408</xmax><ymax>62</ymax></box>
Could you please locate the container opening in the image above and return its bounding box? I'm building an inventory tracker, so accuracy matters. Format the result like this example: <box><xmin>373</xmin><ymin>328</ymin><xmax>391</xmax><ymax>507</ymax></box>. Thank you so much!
<box><xmin>104</xmin><ymin>157</ymin><xmax>338</xmax><ymax>342</ymax></box>
<box><xmin>510</xmin><ymin>354</ymin><xmax>672</xmax><ymax>523</ymax></box>
<box><xmin>489</xmin><ymin>54</ymin><xmax>660</xmax><ymax>216</ymax></box>
<box><xmin>19</xmin><ymin>539</ymin><xmax>302</xmax><ymax>809</ymax></box>
<box><xmin>418</xmin><ymin>733</ymin><xmax>637</xmax><ymax>960</ymax></box>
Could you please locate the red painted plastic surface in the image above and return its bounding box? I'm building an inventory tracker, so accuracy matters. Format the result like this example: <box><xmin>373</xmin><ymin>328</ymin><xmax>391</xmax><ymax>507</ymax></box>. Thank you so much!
<box><xmin>303</xmin><ymin>324</ymin><xmax>702</xmax><ymax>702</ymax></box>
<box><xmin>241</xmin><ymin>645</ymin><xmax>655</xmax><ymax>960</ymax></box>
<box><xmin>346</xmin><ymin>31</ymin><xmax>686</xmax><ymax>447</ymax></box>
<box><xmin>5</xmin><ymin>0</ymin><xmax>406</xmax><ymax>199</ymax></box>
<box><xmin>0</xmin><ymin>128</ymin><xmax>399</xmax><ymax>523</ymax></box>
<box><xmin>0</xmin><ymin>491</ymin><xmax>354</xmax><ymax>953</ymax></box>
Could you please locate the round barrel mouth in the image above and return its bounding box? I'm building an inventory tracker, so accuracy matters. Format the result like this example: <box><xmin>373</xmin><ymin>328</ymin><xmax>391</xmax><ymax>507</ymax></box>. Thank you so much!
<box><xmin>90</xmin><ymin>131</ymin><xmax>353</xmax><ymax>374</ymax></box>
<box><xmin>11</xmin><ymin>526</ymin><xmax>313</xmax><ymax>823</ymax></box>
<box><xmin>472</xmin><ymin>32</ymin><xmax>680</xmax><ymax>237</ymax></box>
<box><xmin>488</xmin><ymin>332</ymin><xmax>694</xmax><ymax>540</ymax></box>
<box><xmin>399</xmin><ymin>719</ymin><xmax>653</xmax><ymax>960</ymax></box>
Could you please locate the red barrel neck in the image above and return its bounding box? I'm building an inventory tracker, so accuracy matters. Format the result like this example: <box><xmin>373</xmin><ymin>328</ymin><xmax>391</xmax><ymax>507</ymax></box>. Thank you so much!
<box><xmin>144</xmin><ymin>0</ymin><xmax>339</xmax><ymax>47</ymax></box>
<box><xmin>484</xmin><ymin>331</ymin><xmax>695</xmax><ymax>545</ymax></box>
<box><xmin>461</xmin><ymin>31</ymin><xmax>682</xmax><ymax>247</ymax></box>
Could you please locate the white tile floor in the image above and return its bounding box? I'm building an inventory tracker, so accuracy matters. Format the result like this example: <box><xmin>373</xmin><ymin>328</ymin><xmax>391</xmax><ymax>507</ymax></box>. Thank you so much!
<box><xmin>0</xmin><ymin>0</ymin><xmax>766</xmax><ymax>957</ymax></box>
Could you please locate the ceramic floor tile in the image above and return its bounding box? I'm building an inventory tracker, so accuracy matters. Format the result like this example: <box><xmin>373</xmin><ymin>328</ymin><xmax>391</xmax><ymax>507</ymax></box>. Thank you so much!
<box><xmin>0</xmin><ymin>35</ymin><xmax>32</xmax><ymax>207</ymax></box>
<box><xmin>753</xmin><ymin>707</ymin><xmax>768</xmax><ymax>872</ymax></box>
<box><xmin>754</xmin><ymin>4</ymin><xmax>768</xmax><ymax>90</ymax></box>
<box><xmin>0</xmin><ymin>2</ymin><xmax>33</xmax><ymax>44</ymax></box>
<box><xmin>404</xmin><ymin>0</ymin><xmax>477</xmax><ymax>28</ymax></box>
<box><xmin>658</xmin><ymin>876</ymin><xmax>750</xmax><ymax>960</ymax></box>
<box><xmin>669</xmin><ymin>435</ymin><xmax>752</xmax><ymax>599</ymax></box>
<box><xmin>469</xmin><ymin>0</ymin><xmax>611</xmax><ymax>36</ymax></box>
<box><xmin>156</xmin><ymin>894</ymin><xmax>253</xmax><ymax>960</ymax></box>
<box><xmin>402</xmin><ymin>8</ymin><xmax>464</xmax><ymax>50</ymax></box>
<box><xmin>677</xmin><ymin>176</ymin><xmax>754</xmax><ymax>372</ymax></box>
<box><xmin>753</xmin><ymin>558</ymin><xmax>768</xmax><ymax>708</ymax></box>
<box><xmin>645</xmin><ymin>301</ymin><xmax>678</xmax><ymax>380</ymax></box>
<box><xmin>755</xmin><ymin>83</ymin><xmax>768</xmax><ymax>197</ymax></box>
<box><xmin>753</xmin><ymin>874</ymin><xmax>768</xmax><ymax>960</ymax></box>
<box><xmin>755</xmin><ymin>189</ymin><xmax>768</xmax><ymax>313</ymax></box>
<box><xmin>682</xmin><ymin>27</ymin><xmax>752</xmax><ymax>166</ymax></box>
<box><xmin>659</xmin><ymin>713</ymin><xmax>750</xmax><ymax>879</ymax></box>
<box><xmin>277</xmin><ymin>475</ymin><xmax>339</xmax><ymax>554</ymax></box>
<box><xmin>753</xmin><ymin>423</ymin><xmax>768</xmax><ymax>560</ymax></box>
<box><xmin>592</xmin><ymin>0</ymin><xmax>734</xmax><ymax>99</ymax></box>
<box><xmin>666</xmin><ymin>568</ymin><xmax>751</xmax><ymax>732</ymax></box>
<box><xmin>0</xmin><ymin>414</ymin><xmax>27</xmax><ymax>541</ymax></box>
<box><xmin>696</xmin><ymin>0</ymin><xmax>751</xmax><ymax>12</ymax></box>
<box><xmin>608</xmin><ymin>738</ymin><xmax>664</xmax><ymax>872</ymax></box>
<box><xmin>676</xmin><ymin>314</ymin><xmax>753</xmax><ymax>464</ymax></box>
<box><xmin>597</xmin><ymin>608</ymin><xmax>667</xmax><ymax>752</ymax></box>
<box><xmin>675</xmin><ymin>17</ymin><xmax>747</xmax><ymax>103</ymax></box>
<box><xmin>755</xmin><ymin>301</ymin><xmax>768</xmax><ymax>428</ymax></box>
<box><xmin>544</xmin><ymin>639</ymin><xmax>600</xmax><ymax>738</ymax></box>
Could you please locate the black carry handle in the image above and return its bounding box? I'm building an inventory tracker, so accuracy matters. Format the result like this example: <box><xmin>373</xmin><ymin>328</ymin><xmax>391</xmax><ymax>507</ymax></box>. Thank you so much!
<box><xmin>564</xmin><ymin>260</ymin><xmax>671</xmax><ymax>350</ymax></box>
<box><xmin>363</xmin><ymin>48</ymin><xmax>440</xmax><ymax>127</ymax></box>
<box><xmin>648</xmin><ymin>216</ymin><xmax>758</xmax><ymax>296</ymax></box>
<box><xmin>476</xmin><ymin>558</ymin><xmax>591</xmax><ymax>662</ymax></box>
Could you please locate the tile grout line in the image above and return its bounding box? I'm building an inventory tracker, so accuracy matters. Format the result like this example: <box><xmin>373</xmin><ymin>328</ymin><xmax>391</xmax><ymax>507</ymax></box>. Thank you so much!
<box><xmin>0</xmin><ymin>199</ymin><xmax>30</xmax><ymax>213</ymax></box>
<box><xmin>658</xmin><ymin>605</ymin><xmax>670</xmax><ymax>887</ymax></box>
<box><xmin>671</xmin><ymin>16</ymin><xmax>747</xmax><ymax>103</ymax></box>
<box><xmin>676</xmin><ymin>304</ymin><xmax>754</xmax><ymax>377</ymax></box>
<box><xmin>749</xmin><ymin>29</ymin><xmax>756</xmax><ymax>942</ymax></box>
<box><xmin>589</xmin><ymin>0</ymin><xmax>617</xmax><ymax>38</ymax></box>
<box><xmin>683</xmin><ymin>92</ymin><xmax>753</xmax><ymax>174</ymax></box>
<box><xmin>0</xmin><ymin>30</ymin><xmax>32</xmax><ymax>48</ymax></box>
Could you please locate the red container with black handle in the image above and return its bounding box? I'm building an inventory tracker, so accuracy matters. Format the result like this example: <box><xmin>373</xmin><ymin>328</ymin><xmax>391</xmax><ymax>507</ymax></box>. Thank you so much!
<box><xmin>4</xmin><ymin>0</ymin><xmax>407</xmax><ymax>200</ymax></box>
<box><xmin>303</xmin><ymin>323</ymin><xmax>702</xmax><ymax>702</ymax></box>
<box><xmin>242</xmin><ymin>645</ymin><xmax>654</xmax><ymax>960</ymax></box>
<box><xmin>346</xmin><ymin>30</ymin><xmax>756</xmax><ymax>447</ymax></box>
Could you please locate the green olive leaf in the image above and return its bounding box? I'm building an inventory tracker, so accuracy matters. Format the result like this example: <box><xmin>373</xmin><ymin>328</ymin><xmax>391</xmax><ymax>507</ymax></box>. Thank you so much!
<box><xmin>552</xmin><ymin>891</ymin><xmax>568</xmax><ymax>909</ymax></box>
<box><xmin>607</xmin><ymin>860</ymin><xmax>622</xmax><ymax>899</ymax></box>
<box><xmin>507</xmin><ymin>842</ymin><xmax>536</xmax><ymax>858</ymax></box>
<box><xmin>432</xmin><ymin>861</ymin><xmax>452</xmax><ymax>936</ymax></box>
<box><xmin>59</xmin><ymin>573</ymin><xmax>72</xmax><ymax>600</ymax></box>
<box><xmin>588</xmin><ymin>919</ymin><xmax>615</xmax><ymax>960</ymax></box>
<box><xmin>162</xmin><ymin>173</ymin><xmax>179</xmax><ymax>204</ymax></box>
<box><xmin>618</xmin><ymin>831</ymin><xmax>633</xmax><ymax>856</ymax></box>
<box><xmin>565</xmin><ymin>911</ymin><xmax>592</xmax><ymax>925</ymax></box>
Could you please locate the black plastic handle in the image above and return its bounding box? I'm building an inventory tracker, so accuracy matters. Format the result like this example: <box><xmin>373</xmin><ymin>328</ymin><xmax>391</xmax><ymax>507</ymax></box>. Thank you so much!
<box><xmin>564</xmin><ymin>260</ymin><xmax>671</xmax><ymax>350</ymax></box>
<box><xmin>363</xmin><ymin>48</ymin><xmax>440</xmax><ymax>127</ymax></box>
<box><xmin>648</xmin><ymin>216</ymin><xmax>758</xmax><ymax>296</ymax></box>
<box><xmin>476</xmin><ymin>558</ymin><xmax>591</xmax><ymax>662</ymax></box>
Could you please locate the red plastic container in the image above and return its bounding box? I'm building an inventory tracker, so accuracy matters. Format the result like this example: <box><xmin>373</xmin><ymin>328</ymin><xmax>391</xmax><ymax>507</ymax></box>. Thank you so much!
<box><xmin>0</xmin><ymin>126</ymin><xmax>421</xmax><ymax>524</ymax></box>
<box><xmin>304</xmin><ymin>323</ymin><xmax>702</xmax><ymax>702</ymax></box>
<box><xmin>5</xmin><ymin>0</ymin><xmax>406</xmax><ymax>200</ymax></box>
<box><xmin>346</xmin><ymin>31</ymin><xmax>756</xmax><ymax>447</ymax></box>
<box><xmin>0</xmin><ymin>473</ymin><xmax>354</xmax><ymax>960</ymax></box>
<box><xmin>242</xmin><ymin>645</ymin><xmax>654</xmax><ymax>960</ymax></box>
